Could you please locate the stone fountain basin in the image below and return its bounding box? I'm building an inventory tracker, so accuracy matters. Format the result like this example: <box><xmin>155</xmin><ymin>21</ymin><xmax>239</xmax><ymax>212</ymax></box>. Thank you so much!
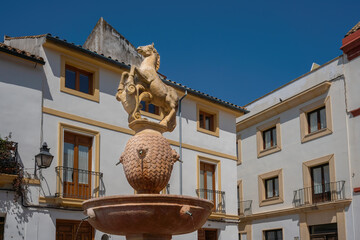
<box><xmin>82</xmin><ymin>194</ymin><xmax>213</xmax><ymax>236</ymax></box>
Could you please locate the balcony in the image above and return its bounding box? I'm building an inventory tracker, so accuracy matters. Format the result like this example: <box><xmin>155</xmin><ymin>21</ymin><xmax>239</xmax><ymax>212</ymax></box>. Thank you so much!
<box><xmin>196</xmin><ymin>188</ymin><xmax>225</xmax><ymax>214</ymax></box>
<box><xmin>55</xmin><ymin>166</ymin><xmax>104</xmax><ymax>200</ymax></box>
<box><xmin>293</xmin><ymin>181</ymin><xmax>345</xmax><ymax>207</ymax></box>
<box><xmin>0</xmin><ymin>141</ymin><xmax>19</xmax><ymax>175</ymax></box>
<box><xmin>238</xmin><ymin>200</ymin><xmax>252</xmax><ymax>216</ymax></box>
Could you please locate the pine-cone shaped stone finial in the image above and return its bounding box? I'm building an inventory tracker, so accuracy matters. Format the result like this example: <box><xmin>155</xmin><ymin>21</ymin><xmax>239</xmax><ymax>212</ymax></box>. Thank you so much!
<box><xmin>119</xmin><ymin>131</ymin><xmax>179</xmax><ymax>193</ymax></box>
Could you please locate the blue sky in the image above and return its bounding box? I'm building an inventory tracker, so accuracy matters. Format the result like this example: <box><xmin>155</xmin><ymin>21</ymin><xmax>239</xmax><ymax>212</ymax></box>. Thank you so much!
<box><xmin>1</xmin><ymin>0</ymin><xmax>359</xmax><ymax>106</ymax></box>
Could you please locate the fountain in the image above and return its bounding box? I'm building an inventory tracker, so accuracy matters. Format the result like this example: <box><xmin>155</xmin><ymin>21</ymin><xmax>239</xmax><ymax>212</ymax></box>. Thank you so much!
<box><xmin>82</xmin><ymin>43</ymin><xmax>213</xmax><ymax>240</ymax></box>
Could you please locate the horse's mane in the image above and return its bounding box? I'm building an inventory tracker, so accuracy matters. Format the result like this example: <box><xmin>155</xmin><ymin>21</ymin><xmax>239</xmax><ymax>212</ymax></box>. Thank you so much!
<box><xmin>151</xmin><ymin>46</ymin><xmax>160</xmax><ymax>71</ymax></box>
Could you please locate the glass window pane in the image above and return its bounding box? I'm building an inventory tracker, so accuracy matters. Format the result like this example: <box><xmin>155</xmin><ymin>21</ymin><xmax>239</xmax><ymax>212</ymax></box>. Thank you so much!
<box><xmin>266</xmin><ymin>179</ymin><xmax>273</xmax><ymax>198</ymax></box>
<box><xmin>272</xmin><ymin>128</ymin><xmax>277</xmax><ymax>146</ymax></box>
<box><xmin>309</xmin><ymin>112</ymin><xmax>318</xmax><ymax>133</ymax></box>
<box><xmin>199</xmin><ymin>114</ymin><xmax>204</xmax><ymax>128</ymax></box>
<box><xmin>274</xmin><ymin>177</ymin><xmax>279</xmax><ymax>197</ymax></box>
<box><xmin>207</xmin><ymin>171</ymin><xmax>213</xmax><ymax>201</ymax></box>
<box><xmin>200</xmin><ymin>170</ymin><xmax>204</xmax><ymax>189</ymax></box>
<box><xmin>140</xmin><ymin>101</ymin><xmax>146</xmax><ymax>111</ymax></box>
<box><xmin>205</xmin><ymin>116</ymin><xmax>211</xmax><ymax>130</ymax></box>
<box><xmin>78</xmin><ymin>145</ymin><xmax>89</xmax><ymax>184</ymax></box>
<box><xmin>79</xmin><ymin>74</ymin><xmax>90</xmax><ymax>94</ymax></box>
<box><xmin>276</xmin><ymin>230</ymin><xmax>283</xmax><ymax>240</ymax></box>
<box><xmin>312</xmin><ymin>167</ymin><xmax>323</xmax><ymax>194</ymax></box>
<box><xmin>323</xmin><ymin>164</ymin><xmax>330</xmax><ymax>192</ymax></box>
<box><xmin>63</xmin><ymin>142</ymin><xmax>74</xmax><ymax>182</ymax></box>
<box><xmin>65</xmin><ymin>69</ymin><xmax>76</xmax><ymax>90</ymax></box>
<box><xmin>320</xmin><ymin>108</ymin><xmax>327</xmax><ymax>129</ymax></box>
<box><xmin>264</xmin><ymin>130</ymin><xmax>271</xmax><ymax>149</ymax></box>
<box><xmin>241</xmin><ymin>233</ymin><xmax>247</xmax><ymax>240</ymax></box>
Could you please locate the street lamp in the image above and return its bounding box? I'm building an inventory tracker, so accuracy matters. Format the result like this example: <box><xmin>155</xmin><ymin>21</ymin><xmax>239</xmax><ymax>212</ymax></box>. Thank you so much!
<box><xmin>34</xmin><ymin>142</ymin><xmax>54</xmax><ymax>177</ymax></box>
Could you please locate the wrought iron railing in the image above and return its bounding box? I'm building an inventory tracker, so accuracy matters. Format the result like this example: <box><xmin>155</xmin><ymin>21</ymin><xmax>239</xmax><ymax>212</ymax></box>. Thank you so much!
<box><xmin>293</xmin><ymin>181</ymin><xmax>345</xmax><ymax>207</ymax></box>
<box><xmin>238</xmin><ymin>200</ymin><xmax>252</xmax><ymax>216</ymax></box>
<box><xmin>0</xmin><ymin>141</ymin><xmax>19</xmax><ymax>175</ymax></box>
<box><xmin>196</xmin><ymin>188</ymin><xmax>226</xmax><ymax>214</ymax></box>
<box><xmin>55</xmin><ymin>166</ymin><xmax>104</xmax><ymax>200</ymax></box>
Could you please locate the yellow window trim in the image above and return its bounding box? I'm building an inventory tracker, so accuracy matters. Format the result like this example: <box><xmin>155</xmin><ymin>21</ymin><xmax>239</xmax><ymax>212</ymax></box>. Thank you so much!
<box><xmin>140</xmin><ymin>109</ymin><xmax>163</xmax><ymax>121</ymax></box>
<box><xmin>60</xmin><ymin>55</ymin><xmax>100</xmax><ymax>102</ymax></box>
<box><xmin>57</xmin><ymin>123</ymin><xmax>100</xmax><ymax>198</ymax></box>
<box><xmin>300</xmin><ymin>96</ymin><xmax>333</xmax><ymax>143</ymax></box>
<box><xmin>237</xmin><ymin>134</ymin><xmax>242</xmax><ymax>165</ymax></box>
<box><xmin>196</xmin><ymin>155</ymin><xmax>221</xmax><ymax>191</ymax></box>
<box><xmin>196</xmin><ymin>104</ymin><xmax>220</xmax><ymax>137</ymax></box>
<box><xmin>256</xmin><ymin>118</ymin><xmax>281</xmax><ymax>158</ymax></box>
<box><xmin>302</xmin><ymin>154</ymin><xmax>336</xmax><ymax>205</ymax></box>
<box><xmin>258</xmin><ymin>169</ymin><xmax>284</xmax><ymax>207</ymax></box>
<box><xmin>39</xmin><ymin>196</ymin><xmax>83</xmax><ymax>208</ymax></box>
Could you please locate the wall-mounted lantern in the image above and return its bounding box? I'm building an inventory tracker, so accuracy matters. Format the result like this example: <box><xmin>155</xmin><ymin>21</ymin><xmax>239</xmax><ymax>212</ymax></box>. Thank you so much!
<box><xmin>34</xmin><ymin>142</ymin><xmax>54</xmax><ymax>177</ymax></box>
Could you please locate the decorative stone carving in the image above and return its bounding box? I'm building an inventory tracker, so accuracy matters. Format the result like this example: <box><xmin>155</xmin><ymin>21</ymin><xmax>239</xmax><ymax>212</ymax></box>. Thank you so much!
<box><xmin>116</xmin><ymin>43</ymin><xmax>179</xmax><ymax>132</ymax></box>
<box><xmin>119</xmin><ymin>129</ymin><xmax>179</xmax><ymax>193</ymax></box>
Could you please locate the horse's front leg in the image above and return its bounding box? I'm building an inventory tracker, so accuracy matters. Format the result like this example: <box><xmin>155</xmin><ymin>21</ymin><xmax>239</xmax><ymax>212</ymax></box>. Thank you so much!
<box><xmin>160</xmin><ymin>107</ymin><xmax>176</xmax><ymax>131</ymax></box>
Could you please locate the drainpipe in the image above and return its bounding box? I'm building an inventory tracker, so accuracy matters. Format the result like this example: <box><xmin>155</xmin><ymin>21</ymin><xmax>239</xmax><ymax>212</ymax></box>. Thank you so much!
<box><xmin>178</xmin><ymin>90</ymin><xmax>187</xmax><ymax>195</ymax></box>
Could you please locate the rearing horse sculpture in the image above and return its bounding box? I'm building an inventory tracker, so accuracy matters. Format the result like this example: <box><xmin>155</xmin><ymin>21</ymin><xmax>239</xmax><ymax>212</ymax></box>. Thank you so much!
<box><xmin>116</xmin><ymin>43</ymin><xmax>179</xmax><ymax>132</ymax></box>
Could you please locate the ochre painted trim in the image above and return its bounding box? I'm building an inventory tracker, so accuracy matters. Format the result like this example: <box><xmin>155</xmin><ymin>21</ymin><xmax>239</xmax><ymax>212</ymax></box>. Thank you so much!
<box><xmin>256</xmin><ymin>118</ymin><xmax>281</xmax><ymax>158</ymax></box>
<box><xmin>140</xmin><ymin>109</ymin><xmax>164</xmax><ymax>121</ymax></box>
<box><xmin>196</xmin><ymin>103</ymin><xmax>220</xmax><ymax>137</ymax></box>
<box><xmin>57</xmin><ymin>123</ymin><xmax>101</xmax><ymax>198</ymax></box>
<box><xmin>239</xmin><ymin>221</ymin><xmax>252</xmax><ymax>240</ymax></box>
<box><xmin>237</xmin><ymin>82</ymin><xmax>332</xmax><ymax>132</ymax></box>
<box><xmin>23</xmin><ymin>178</ymin><xmax>40</xmax><ymax>185</ymax></box>
<box><xmin>237</xmin><ymin>134</ymin><xmax>242</xmax><ymax>165</ymax></box>
<box><xmin>196</xmin><ymin>155</ymin><xmax>222</xmax><ymax>192</ymax></box>
<box><xmin>258</xmin><ymin>169</ymin><xmax>284</xmax><ymax>207</ymax></box>
<box><xmin>39</xmin><ymin>196</ymin><xmax>83</xmax><ymax>208</ymax></box>
<box><xmin>209</xmin><ymin>213</ymin><xmax>239</xmax><ymax>220</ymax></box>
<box><xmin>0</xmin><ymin>174</ymin><xmax>17</xmax><ymax>188</ymax></box>
<box><xmin>43</xmin><ymin>107</ymin><xmax>237</xmax><ymax>161</ymax></box>
<box><xmin>43</xmin><ymin>41</ymin><xmax>127</xmax><ymax>75</ymax></box>
<box><xmin>299</xmin><ymin>96</ymin><xmax>333</xmax><ymax>143</ymax></box>
<box><xmin>60</xmin><ymin>55</ymin><xmax>100</xmax><ymax>102</ymax></box>
<box><xmin>240</xmin><ymin>199</ymin><xmax>351</xmax><ymax>221</ymax></box>
<box><xmin>43</xmin><ymin>107</ymin><xmax>134</xmax><ymax>135</ymax></box>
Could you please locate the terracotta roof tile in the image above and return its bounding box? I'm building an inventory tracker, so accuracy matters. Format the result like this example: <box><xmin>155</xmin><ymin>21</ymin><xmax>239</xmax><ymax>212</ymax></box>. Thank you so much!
<box><xmin>0</xmin><ymin>42</ymin><xmax>45</xmax><ymax>64</ymax></box>
<box><xmin>345</xmin><ymin>21</ymin><xmax>360</xmax><ymax>37</ymax></box>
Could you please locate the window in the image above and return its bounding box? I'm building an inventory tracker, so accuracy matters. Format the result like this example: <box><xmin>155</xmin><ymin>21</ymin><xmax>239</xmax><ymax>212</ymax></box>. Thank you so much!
<box><xmin>56</xmin><ymin>219</ymin><xmax>94</xmax><ymax>240</ymax></box>
<box><xmin>302</xmin><ymin>154</ymin><xmax>336</xmax><ymax>204</ymax></box>
<box><xmin>309</xmin><ymin>223</ymin><xmax>337</xmax><ymax>239</ymax></box>
<box><xmin>56</xmin><ymin>123</ymin><xmax>102</xmax><ymax>206</ymax></box>
<box><xmin>197</xmin><ymin>104</ymin><xmax>219</xmax><ymax>137</ymax></box>
<box><xmin>65</xmin><ymin>65</ymin><xmax>93</xmax><ymax>95</ymax></box>
<box><xmin>199</xmin><ymin>111</ymin><xmax>215</xmax><ymax>132</ymax></box>
<box><xmin>199</xmin><ymin>162</ymin><xmax>216</xmax><ymax>202</ymax></box>
<box><xmin>256</xmin><ymin>118</ymin><xmax>281</xmax><ymax>158</ymax></box>
<box><xmin>265</xmin><ymin>177</ymin><xmax>279</xmax><ymax>199</ymax></box>
<box><xmin>60</xmin><ymin>55</ymin><xmax>99</xmax><ymax>102</ymax></box>
<box><xmin>239</xmin><ymin>233</ymin><xmax>247</xmax><ymax>240</ymax></box>
<box><xmin>0</xmin><ymin>217</ymin><xmax>4</xmax><ymax>240</ymax></box>
<box><xmin>258</xmin><ymin>169</ymin><xmax>283</xmax><ymax>206</ymax></box>
<box><xmin>140</xmin><ymin>101</ymin><xmax>160</xmax><ymax>116</ymax></box>
<box><xmin>311</xmin><ymin>164</ymin><xmax>331</xmax><ymax>203</ymax></box>
<box><xmin>264</xmin><ymin>229</ymin><xmax>283</xmax><ymax>240</ymax></box>
<box><xmin>300</xmin><ymin>97</ymin><xmax>332</xmax><ymax>143</ymax></box>
<box><xmin>198</xmin><ymin>229</ymin><xmax>218</xmax><ymax>240</ymax></box>
<box><xmin>63</xmin><ymin>131</ymin><xmax>93</xmax><ymax>199</ymax></box>
<box><xmin>197</xmin><ymin>156</ymin><xmax>223</xmax><ymax>213</ymax></box>
<box><xmin>263</xmin><ymin>127</ymin><xmax>277</xmax><ymax>149</ymax></box>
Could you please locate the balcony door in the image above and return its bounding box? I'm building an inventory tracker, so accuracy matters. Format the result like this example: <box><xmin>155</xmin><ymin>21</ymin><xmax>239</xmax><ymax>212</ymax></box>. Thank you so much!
<box><xmin>63</xmin><ymin>132</ymin><xmax>92</xmax><ymax>199</ymax></box>
<box><xmin>311</xmin><ymin>164</ymin><xmax>330</xmax><ymax>203</ymax></box>
<box><xmin>200</xmin><ymin>162</ymin><xmax>216</xmax><ymax>206</ymax></box>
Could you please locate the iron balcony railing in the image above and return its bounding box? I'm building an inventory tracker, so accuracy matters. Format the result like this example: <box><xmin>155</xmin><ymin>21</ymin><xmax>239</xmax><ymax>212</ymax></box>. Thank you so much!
<box><xmin>238</xmin><ymin>200</ymin><xmax>252</xmax><ymax>216</ymax></box>
<box><xmin>0</xmin><ymin>141</ymin><xmax>19</xmax><ymax>175</ymax></box>
<box><xmin>196</xmin><ymin>188</ymin><xmax>225</xmax><ymax>214</ymax></box>
<box><xmin>55</xmin><ymin>166</ymin><xmax>104</xmax><ymax>200</ymax></box>
<box><xmin>293</xmin><ymin>181</ymin><xmax>345</xmax><ymax>207</ymax></box>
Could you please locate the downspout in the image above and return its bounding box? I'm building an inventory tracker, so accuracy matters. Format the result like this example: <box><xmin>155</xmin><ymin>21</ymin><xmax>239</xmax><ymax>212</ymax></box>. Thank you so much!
<box><xmin>178</xmin><ymin>90</ymin><xmax>187</xmax><ymax>195</ymax></box>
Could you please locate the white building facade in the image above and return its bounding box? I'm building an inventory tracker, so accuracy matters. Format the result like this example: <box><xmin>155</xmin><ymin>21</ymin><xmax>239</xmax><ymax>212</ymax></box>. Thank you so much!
<box><xmin>0</xmin><ymin>19</ymin><xmax>245</xmax><ymax>240</ymax></box>
<box><xmin>237</xmin><ymin>21</ymin><xmax>360</xmax><ymax>240</ymax></box>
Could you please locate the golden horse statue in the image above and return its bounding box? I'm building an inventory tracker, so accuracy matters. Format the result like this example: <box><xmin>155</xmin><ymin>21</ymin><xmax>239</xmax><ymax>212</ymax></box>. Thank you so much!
<box><xmin>116</xmin><ymin>43</ymin><xmax>179</xmax><ymax>132</ymax></box>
